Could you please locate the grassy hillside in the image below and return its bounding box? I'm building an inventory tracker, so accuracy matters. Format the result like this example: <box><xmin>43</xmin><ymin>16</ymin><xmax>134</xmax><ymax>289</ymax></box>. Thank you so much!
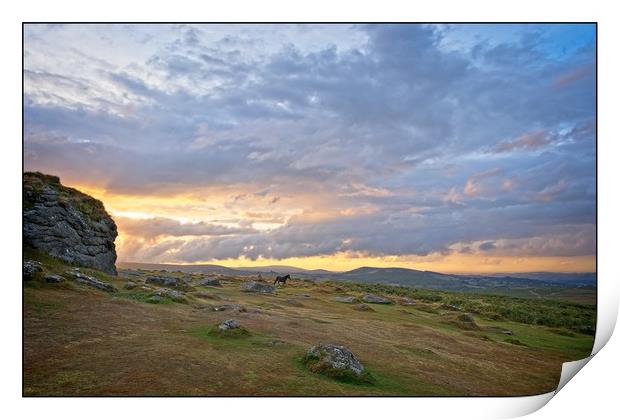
<box><xmin>24</xmin><ymin>249</ymin><xmax>595</xmax><ymax>396</ymax></box>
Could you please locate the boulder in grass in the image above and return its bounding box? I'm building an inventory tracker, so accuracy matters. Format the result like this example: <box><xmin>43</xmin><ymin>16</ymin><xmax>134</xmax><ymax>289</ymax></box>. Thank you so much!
<box><xmin>145</xmin><ymin>275</ymin><xmax>191</xmax><ymax>291</ymax></box>
<box><xmin>150</xmin><ymin>288</ymin><xmax>188</xmax><ymax>303</ymax></box>
<box><xmin>303</xmin><ymin>343</ymin><xmax>373</xmax><ymax>384</ymax></box>
<box><xmin>218</xmin><ymin>319</ymin><xmax>239</xmax><ymax>331</ymax></box>
<box><xmin>23</xmin><ymin>260</ymin><xmax>43</xmax><ymax>281</ymax></box>
<box><xmin>241</xmin><ymin>281</ymin><xmax>276</xmax><ymax>294</ymax></box>
<box><xmin>209</xmin><ymin>319</ymin><xmax>250</xmax><ymax>337</ymax></box>
<box><xmin>198</xmin><ymin>278</ymin><xmax>221</xmax><ymax>287</ymax></box>
<box><xmin>361</xmin><ymin>294</ymin><xmax>392</xmax><ymax>304</ymax></box>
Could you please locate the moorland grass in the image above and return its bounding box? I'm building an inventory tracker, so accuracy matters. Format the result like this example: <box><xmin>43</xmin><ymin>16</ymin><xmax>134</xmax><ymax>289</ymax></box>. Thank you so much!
<box><xmin>339</xmin><ymin>282</ymin><xmax>595</xmax><ymax>333</ymax></box>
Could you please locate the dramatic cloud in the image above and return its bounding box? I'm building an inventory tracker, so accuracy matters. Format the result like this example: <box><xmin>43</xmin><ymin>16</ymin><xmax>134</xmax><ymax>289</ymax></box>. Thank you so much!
<box><xmin>23</xmin><ymin>24</ymin><xmax>596</xmax><ymax>271</ymax></box>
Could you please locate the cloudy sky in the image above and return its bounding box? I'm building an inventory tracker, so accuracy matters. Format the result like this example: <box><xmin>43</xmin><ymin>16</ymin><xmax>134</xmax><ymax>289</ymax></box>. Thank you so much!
<box><xmin>23</xmin><ymin>23</ymin><xmax>596</xmax><ymax>273</ymax></box>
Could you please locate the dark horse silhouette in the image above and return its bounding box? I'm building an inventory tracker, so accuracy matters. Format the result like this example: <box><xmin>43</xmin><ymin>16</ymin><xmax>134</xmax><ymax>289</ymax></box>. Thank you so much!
<box><xmin>274</xmin><ymin>274</ymin><xmax>291</xmax><ymax>286</ymax></box>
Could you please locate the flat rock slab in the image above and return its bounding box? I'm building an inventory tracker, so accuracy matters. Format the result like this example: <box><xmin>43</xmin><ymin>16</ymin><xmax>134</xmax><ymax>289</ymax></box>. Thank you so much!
<box><xmin>334</xmin><ymin>295</ymin><xmax>358</xmax><ymax>303</ymax></box>
<box><xmin>361</xmin><ymin>294</ymin><xmax>392</xmax><ymax>304</ymax></box>
<box><xmin>68</xmin><ymin>271</ymin><xmax>117</xmax><ymax>293</ymax></box>
<box><xmin>241</xmin><ymin>281</ymin><xmax>276</xmax><ymax>294</ymax></box>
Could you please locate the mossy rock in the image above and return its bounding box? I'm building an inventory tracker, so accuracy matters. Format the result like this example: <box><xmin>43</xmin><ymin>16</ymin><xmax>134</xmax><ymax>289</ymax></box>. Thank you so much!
<box><xmin>302</xmin><ymin>344</ymin><xmax>375</xmax><ymax>385</ymax></box>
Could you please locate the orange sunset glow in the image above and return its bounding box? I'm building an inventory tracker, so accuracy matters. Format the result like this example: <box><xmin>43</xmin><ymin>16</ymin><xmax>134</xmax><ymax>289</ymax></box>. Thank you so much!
<box><xmin>24</xmin><ymin>24</ymin><xmax>596</xmax><ymax>275</ymax></box>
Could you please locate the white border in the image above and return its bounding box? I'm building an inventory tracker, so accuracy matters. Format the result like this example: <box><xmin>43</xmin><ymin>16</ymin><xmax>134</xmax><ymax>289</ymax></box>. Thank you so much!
<box><xmin>3</xmin><ymin>1</ymin><xmax>619</xmax><ymax>419</ymax></box>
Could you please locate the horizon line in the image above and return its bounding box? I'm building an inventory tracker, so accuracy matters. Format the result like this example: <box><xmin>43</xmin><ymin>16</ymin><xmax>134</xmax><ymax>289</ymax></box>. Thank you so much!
<box><xmin>117</xmin><ymin>260</ymin><xmax>596</xmax><ymax>275</ymax></box>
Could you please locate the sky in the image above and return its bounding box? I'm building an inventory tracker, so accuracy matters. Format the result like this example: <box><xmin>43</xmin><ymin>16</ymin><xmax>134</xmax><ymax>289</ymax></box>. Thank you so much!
<box><xmin>23</xmin><ymin>23</ymin><xmax>596</xmax><ymax>273</ymax></box>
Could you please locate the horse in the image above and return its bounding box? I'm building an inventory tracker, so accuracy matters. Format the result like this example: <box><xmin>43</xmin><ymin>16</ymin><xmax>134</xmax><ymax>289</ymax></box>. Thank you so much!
<box><xmin>274</xmin><ymin>274</ymin><xmax>291</xmax><ymax>286</ymax></box>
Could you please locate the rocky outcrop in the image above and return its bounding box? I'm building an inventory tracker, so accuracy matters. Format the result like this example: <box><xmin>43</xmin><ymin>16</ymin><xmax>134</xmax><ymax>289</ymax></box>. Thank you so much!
<box><xmin>23</xmin><ymin>172</ymin><xmax>118</xmax><ymax>275</ymax></box>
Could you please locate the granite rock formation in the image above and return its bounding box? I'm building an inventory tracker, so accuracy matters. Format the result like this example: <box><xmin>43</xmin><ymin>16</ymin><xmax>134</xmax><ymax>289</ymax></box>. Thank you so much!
<box><xmin>23</xmin><ymin>172</ymin><xmax>118</xmax><ymax>275</ymax></box>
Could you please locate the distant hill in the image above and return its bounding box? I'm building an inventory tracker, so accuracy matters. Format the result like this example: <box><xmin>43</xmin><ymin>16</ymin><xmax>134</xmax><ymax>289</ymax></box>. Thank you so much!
<box><xmin>484</xmin><ymin>272</ymin><xmax>596</xmax><ymax>286</ymax></box>
<box><xmin>231</xmin><ymin>265</ymin><xmax>323</xmax><ymax>274</ymax></box>
<box><xmin>117</xmin><ymin>261</ymin><xmax>596</xmax><ymax>297</ymax></box>
<box><xmin>118</xmin><ymin>262</ymin><xmax>244</xmax><ymax>276</ymax></box>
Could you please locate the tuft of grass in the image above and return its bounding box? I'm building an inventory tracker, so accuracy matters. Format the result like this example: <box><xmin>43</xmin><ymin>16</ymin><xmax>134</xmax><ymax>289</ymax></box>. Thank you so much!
<box><xmin>207</xmin><ymin>325</ymin><xmax>251</xmax><ymax>338</ymax></box>
<box><xmin>504</xmin><ymin>338</ymin><xmax>527</xmax><ymax>346</ymax></box>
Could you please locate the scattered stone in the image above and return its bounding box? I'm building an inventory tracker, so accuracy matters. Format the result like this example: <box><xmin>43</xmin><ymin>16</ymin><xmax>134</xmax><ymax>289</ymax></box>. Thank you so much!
<box><xmin>441</xmin><ymin>304</ymin><xmax>462</xmax><ymax>311</ymax></box>
<box><xmin>68</xmin><ymin>270</ymin><xmax>117</xmax><ymax>292</ymax></box>
<box><xmin>124</xmin><ymin>281</ymin><xmax>137</xmax><ymax>290</ymax></box>
<box><xmin>218</xmin><ymin>319</ymin><xmax>239</xmax><ymax>331</ymax></box>
<box><xmin>361</xmin><ymin>294</ymin><xmax>392</xmax><ymax>304</ymax></box>
<box><xmin>23</xmin><ymin>260</ymin><xmax>43</xmax><ymax>281</ymax></box>
<box><xmin>303</xmin><ymin>343</ymin><xmax>373</xmax><ymax>383</ymax></box>
<box><xmin>44</xmin><ymin>274</ymin><xmax>65</xmax><ymax>283</ymax></box>
<box><xmin>399</xmin><ymin>297</ymin><xmax>416</xmax><ymax>306</ymax></box>
<box><xmin>241</xmin><ymin>280</ymin><xmax>276</xmax><ymax>294</ymax></box>
<box><xmin>267</xmin><ymin>339</ymin><xmax>287</xmax><ymax>346</ymax></box>
<box><xmin>352</xmin><ymin>303</ymin><xmax>374</xmax><ymax>312</ymax></box>
<box><xmin>23</xmin><ymin>172</ymin><xmax>118</xmax><ymax>275</ymax></box>
<box><xmin>150</xmin><ymin>287</ymin><xmax>187</xmax><ymax>303</ymax></box>
<box><xmin>209</xmin><ymin>319</ymin><xmax>250</xmax><ymax>337</ymax></box>
<box><xmin>334</xmin><ymin>295</ymin><xmax>358</xmax><ymax>303</ymax></box>
<box><xmin>145</xmin><ymin>275</ymin><xmax>191</xmax><ymax>290</ymax></box>
<box><xmin>198</xmin><ymin>278</ymin><xmax>221</xmax><ymax>287</ymax></box>
<box><xmin>214</xmin><ymin>304</ymin><xmax>246</xmax><ymax>312</ymax></box>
